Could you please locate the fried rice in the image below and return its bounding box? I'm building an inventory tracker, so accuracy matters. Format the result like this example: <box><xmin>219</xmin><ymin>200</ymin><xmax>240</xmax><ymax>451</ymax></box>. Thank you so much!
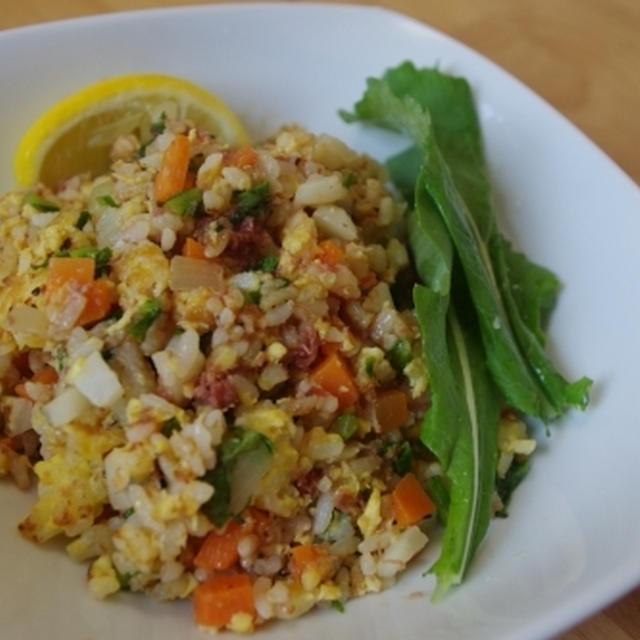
<box><xmin>0</xmin><ymin>116</ymin><xmax>534</xmax><ymax>631</ymax></box>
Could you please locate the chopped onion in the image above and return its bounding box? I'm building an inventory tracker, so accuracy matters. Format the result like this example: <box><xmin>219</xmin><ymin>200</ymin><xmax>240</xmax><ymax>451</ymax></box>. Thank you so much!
<box><xmin>6</xmin><ymin>304</ymin><xmax>49</xmax><ymax>337</ymax></box>
<box><xmin>43</xmin><ymin>387</ymin><xmax>91</xmax><ymax>427</ymax></box>
<box><xmin>312</xmin><ymin>492</ymin><xmax>335</xmax><ymax>535</ymax></box>
<box><xmin>3</xmin><ymin>397</ymin><xmax>33</xmax><ymax>435</ymax></box>
<box><xmin>229</xmin><ymin>447</ymin><xmax>272</xmax><ymax>515</ymax></box>
<box><xmin>169</xmin><ymin>256</ymin><xmax>224</xmax><ymax>292</ymax></box>
<box><xmin>312</xmin><ymin>205</ymin><xmax>358</xmax><ymax>241</ymax></box>
<box><xmin>377</xmin><ymin>526</ymin><xmax>428</xmax><ymax>578</ymax></box>
<box><xmin>68</xmin><ymin>350</ymin><xmax>123</xmax><ymax>408</ymax></box>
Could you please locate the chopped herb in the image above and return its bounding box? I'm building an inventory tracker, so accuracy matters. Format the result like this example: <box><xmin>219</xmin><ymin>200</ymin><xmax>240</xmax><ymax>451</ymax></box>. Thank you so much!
<box><xmin>122</xmin><ymin>507</ymin><xmax>134</xmax><ymax>519</ymax></box>
<box><xmin>392</xmin><ymin>440</ymin><xmax>413</xmax><ymax>475</ymax></box>
<box><xmin>231</xmin><ymin>181</ymin><xmax>270</xmax><ymax>223</ymax></box>
<box><xmin>173</xmin><ymin>326</ymin><xmax>186</xmax><ymax>336</ymax></box>
<box><xmin>387</xmin><ymin>338</ymin><xmax>413</xmax><ymax>374</ymax></box>
<box><xmin>22</xmin><ymin>191</ymin><xmax>59</xmax><ymax>212</ymax></box>
<box><xmin>253</xmin><ymin>254</ymin><xmax>278</xmax><ymax>273</ymax></box>
<box><xmin>201</xmin><ymin>465</ymin><xmax>231</xmax><ymax>527</ymax></box>
<box><xmin>330</xmin><ymin>600</ymin><xmax>345</xmax><ymax>613</ymax></box>
<box><xmin>342</xmin><ymin>171</ymin><xmax>357</xmax><ymax>188</ymax></box>
<box><xmin>364</xmin><ymin>356</ymin><xmax>376</xmax><ymax>378</ymax></box>
<box><xmin>164</xmin><ymin>188</ymin><xmax>203</xmax><ymax>217</ymax></box>
<box><xmin>96</xmin><ymin>194</ymin><xmax>118</xmax><ymax>207</ymax></box>
<box><xmin>150</xmin><ymin>112</ymin><xmax>166</xmax><ymax>135</ymax></box>
<box><xmin>242</xmin><ymin>289</ymin><xmax>261</xmax><ymax>306</ymax></box>
<box><xmin>331</xmin><ymin>412</ymin><xmax>358</xmax><ymax>441</ymax></box>
<box><xmin>495</xmin><ymin>458</ymin><xmax>531</xmax><ymax>517</ymax></box>
<box><xmin>114</xmin><ymin>567</ymin><xmax>137</xmax><ymax>592</ymax></box>
<box><xmin>221</xmin><ymin>427</ymin><xmax>274</xmax><ymax>464</ymax></box>
<box><xmin>127</xmin><ymin>299</ymin><xmax>162</xmax><ymax>341</ymax></box>
<box><xmin>162</xmin><ymin>417</ymin><xmax>181</xmax><ymax>437</ymax></box>
<box><xmin>74</xmin><ymin>210</ymin><xmax>91</xmax><ymax>230</ymax></box>
<box><xmin>54</xmin><ymin>346</ymin><xmax>67</xmax><ymax>372</ymax></box>
<box><xmin>202</xmin><ymin>427</ymin><xmax>274</xmax><ymax>527</ymax></box>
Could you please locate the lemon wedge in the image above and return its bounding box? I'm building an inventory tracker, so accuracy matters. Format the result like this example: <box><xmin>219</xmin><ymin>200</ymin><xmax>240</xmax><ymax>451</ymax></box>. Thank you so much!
<box><xmin>14</xmin><ymin>73</ymin><xmax>250</xmax><ymax>187</ymax></box>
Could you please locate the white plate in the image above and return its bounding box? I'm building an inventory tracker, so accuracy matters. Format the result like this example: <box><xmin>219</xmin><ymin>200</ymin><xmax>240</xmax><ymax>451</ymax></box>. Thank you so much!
<box><xmin>1</xmin><ymin>4</ymin><xmax>640</xmax><ymax>639</ymax></box>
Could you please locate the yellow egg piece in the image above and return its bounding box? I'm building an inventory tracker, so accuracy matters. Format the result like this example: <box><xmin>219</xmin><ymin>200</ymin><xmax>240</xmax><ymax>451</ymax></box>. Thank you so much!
<box><xmin>14</xmin><ymin>73</ymin><xmax>250</xmax><ymax>187</ymax></box>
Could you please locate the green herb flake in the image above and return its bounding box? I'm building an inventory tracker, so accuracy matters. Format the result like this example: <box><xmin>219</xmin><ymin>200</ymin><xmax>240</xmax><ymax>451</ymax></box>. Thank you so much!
<box><xmin>74</xmin><ymin>210</ymin><xmax>91</xmax><ymax>230</ymax></box>
<box><xmin>150</xmin><ymin>112</ymin><xmax>166</xmax><ymax>136</ymax></box>
<box><xmin>127</xmin><ymin>299</ymin><xmax>162</xmax><ymax>341</ymax></box>
<box><xmin>122</xmin><ymin>507</ymin><xmax>135</xmax><ymax>519</ymax></box>
<box><xmin>331</xmin><ymin>413</ymin><xmax>358</xmax><ymax>441</ymax></box>
<box><xmin>330</xmin><ymin>600</ymin><xmax>345</xmax><ymax>613</ymax></box>
<box><xmin>342</xmin><ymin>171</ymin><xmax>357</xmax><ymax>188</ymax></box>
<box><xmin>54</xmin><ymin>346</ymin><xmax>67</xmax><ymax>373</ymax></box>
<box><xmin>22</xmin><ymin>192</ymin><xmax>60</xmax><ymax>212</ymax></box>
<box><xmin>164</xmin><ymin>188</ymin><xmax>203</xmax><ymax>217</ymax></box>
<box><xmin>232</xmin><ymin>181</ymin><xmax>270</xmax><ymax>223</ymax></box>
<box><xmin>221</xmin><ymin>427</ymin><xmax>274</xmax><ymax>465</ymax></box>
<box><xmin>392</xmin><ymin>441</ymin><xmax>413</xmax><ymax>475</ymax></box>
<box><xmin>364</xmin><ymin>356</ymin><xmax>376</xmax><ymax>378</ymax></box>
<box><xmin>242</xmin><ymin>289</ymin><xmax>261</xmax><ymax>306</ymax></box>
<box><xmin>201</xmin><ymin>465</ymin><xmax>232</xmax><ymax>528</ymax></box>
<box><xmin>162</xmin><ymin>417</ymin><xmax>181</xmax><ymax>437</ymax></box>
<box><xmin>254</xmin><ymin>254</ymin><xmax>278</xmax><ymax>273</ymax></box>
<box><xmin>96</xmin><ymin>194</ymin><xmax>118</xmax><ymax>208</ymax></box>
<box><xmin>387</xmin><ymin>338</ymin><xmax>413</xmax><ymax>374</ymax></box>
<box><xmin>495</xmin><ymin>458</ymin><xmax>531</xmax><ymax>517</ymax></box>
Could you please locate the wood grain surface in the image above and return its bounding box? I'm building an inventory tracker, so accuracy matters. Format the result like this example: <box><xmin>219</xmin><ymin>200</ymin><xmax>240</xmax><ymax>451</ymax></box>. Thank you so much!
<box><xmin>1</xmin><ymin>2</ymin><xmax>639</xmax><ymax>638</ymax></box>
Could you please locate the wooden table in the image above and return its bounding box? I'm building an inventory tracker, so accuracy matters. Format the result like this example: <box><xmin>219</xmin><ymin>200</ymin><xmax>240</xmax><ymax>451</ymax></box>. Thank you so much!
<box><xmin>1</xmin><ymin>2</ymin><xmax>639</xmax><ymax>638</ymax></box>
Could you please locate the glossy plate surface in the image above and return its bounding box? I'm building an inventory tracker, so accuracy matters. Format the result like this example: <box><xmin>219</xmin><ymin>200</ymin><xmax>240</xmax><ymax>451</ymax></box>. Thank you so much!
<box><xmin>1</xmin><ymin>4</ymin><xmax>639</xmax><ymax>639</ymax></box>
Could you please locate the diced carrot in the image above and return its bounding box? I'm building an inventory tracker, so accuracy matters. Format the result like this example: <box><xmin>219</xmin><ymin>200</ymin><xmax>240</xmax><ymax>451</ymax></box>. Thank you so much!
<box><xmin>290</xmin><ymin>544</ymin><xmax>328</xmax><ymax>575</ymax></box>
<box><xmin>46</xmin><ymin>256</ymin><xmax>94</xmax><ymax>299</ymax></box>
<box><xmin>375</xmin><ymin>389</ymin><xmax>409</xmax><ymax>431</ymax></box>
<box><xmin>155</xmin><ymin>134</ymin><xmax>191</xmax><ymax>203</ymax></box>
<box><xmin>226</xmin><ymin>145</ymin><xmax>258</xmax><ymax>168</ymax></box>
<box><xmin>310</xmin><ymin>352</ymin><xmax>359</xmax><ymax>409</ymax></box>
<box><xmin>317</xmin><ymin>240</ymin><xmax>345</xmax><ymax>267</ymax></box>
<box><xmin>193</xmin><ymin>573</ymin><xmax>255</xmax><ymax>629</ymax></box>
<box><xmin>182</xmin><ymin>237</ymin><xmax>206</xmax><ymax>260</ymax></box>
<box><xmin>194</xmin><ymin>520</ymin><xmax>243</xmax><ymax>571</ymax></box>
<box><xmin>32</xmin><ymin>365</ymin><xmax>58</xmax><ymax>385</ymax></box>
<box><xmin>76</xmin><ymin>278</ymin><xmax>116</xmax><ymax>326</ymax></box>
<box><xmin>391</xmin><ymin>473</ymin><xmax>435</xmax><ymax>528</ymax></box>
<box><xmin>320</xmin><ymin>341</ymin><xmax>341</xmax><ymax>357</ymax></box>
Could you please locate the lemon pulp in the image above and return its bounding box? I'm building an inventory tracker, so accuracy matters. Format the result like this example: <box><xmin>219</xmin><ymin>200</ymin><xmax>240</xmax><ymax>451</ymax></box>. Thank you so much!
<box><xmin>14</xmin><ymin>74</ymin><xmax>249</xmax><ymax>187</ymax></box>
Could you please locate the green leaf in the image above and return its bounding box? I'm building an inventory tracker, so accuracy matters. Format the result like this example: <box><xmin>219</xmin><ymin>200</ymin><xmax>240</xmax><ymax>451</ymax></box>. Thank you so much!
<box><xmin>22</xmin><ymin>191</ymin><xmax>59</xmax><ymax>212</ymax></box>
<box><xmin>150</xmin><ymin>112</ymin><xmax>166</xmax><ymax>135</ymax></box>
<box><xmin>330</xmin><ymin>600</ymin><xmax>345</xmax><ymax>613</ymax></box>
<box><xmin>253</xmin><ymin>254</ymin><xmax>278</xmax><ymax>273</ymax></box>
<box><xmin>165</xmin><ymin>188</ymin><xmax>202</xmax><ymax>217</ymax></box>
<box><xmin>127</xmin><ymin>299</ymin><xmax>162</xmax><ymax>341</ymax></box>
<box><xmin>495</xmin><ymin>458</ymin><xmax>531</xmax><ymax>517</ymax></box>
<box><xmin>426</xmin><ymin>474</ymin><xmax>450</xmax><ymax>525</ymax></box>
<box><xmin>74</xmin><ymin>210</ymin><xmax>91</xmax><ymax>230</ymax></box>
<box><xmin>330</xmin><ymin>412</ymin><xmax>358</xmax><ymax>441</ymax></box>
<box><xmin>491</xmin><ymin>234</ymin><xmax>592</xmax><ymax>410</ymax></box>
<box><xmin>414</xmin><ymin>285</ymin><xmax>500</xmax><ymax>598</ymax></box>
<box><xmin>97</xmin><ymin>194</ymin><xmax>118</xmax><ymax>207</ymax></box>
<box><xmin>392</xmin><ymin>440</ymin><xmax>413</xmax><ymax>475</ymax></box>
<box><xmin>232</xmin><ymin>181</ymin><xmax>270</xmax><ymax>223</ymax></box>
<box><xmin>161</xmin><ymin>417</ymin><xmax>180</xmax><ymax>437</ymax></box>
<box><xmin>201</xmin><ymin>465</ymin><xmax>231</xmax><ymax>528</ymax></box>
<box><xmin>221</xmin><ymin>427</ymin><xmax>273</xmax><ymax>465</ymax></box>
<box><xmin>387</xmin><ymin>338</ymin><xmax>413</xmax><ymax>374</ymax></box>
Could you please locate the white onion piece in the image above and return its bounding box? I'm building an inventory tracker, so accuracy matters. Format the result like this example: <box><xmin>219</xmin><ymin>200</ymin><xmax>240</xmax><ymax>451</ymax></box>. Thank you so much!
<box><xmin>43</xmin><ymin>387</ymin><xmax>91</xmax><ymax>427</ymax></box>
<box><xmin>67</xmin><ymin>350</ymin><xmax>123</xmax><ymax>408</ymax></box>
<box><xmin>229</xmin><ymin>447</ymin><xmax>272</xmax><ymax>515</ymax></box>
<box><xmin>169</xmin><ymin>256</ymin><xmax>224</xmax><ymax>292</ymax></box>
<box><xmin>3</xmin><ymin>397</ymin><xmax>33</xmax><ymax>435</ymax></box>
<box><xmin>6</xmin><ymin>305</ymin><xmax>49</xmax><ymax>337</ymax></box>
<box><xmin>313</xmin><ymin>492</ymin><xmax>335</xmax><ymax>535</ymax></box>
<box><xmin>376</xmin><ymin>526</ymin><xmax>428</xmax><ymax>578</ymax></box>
